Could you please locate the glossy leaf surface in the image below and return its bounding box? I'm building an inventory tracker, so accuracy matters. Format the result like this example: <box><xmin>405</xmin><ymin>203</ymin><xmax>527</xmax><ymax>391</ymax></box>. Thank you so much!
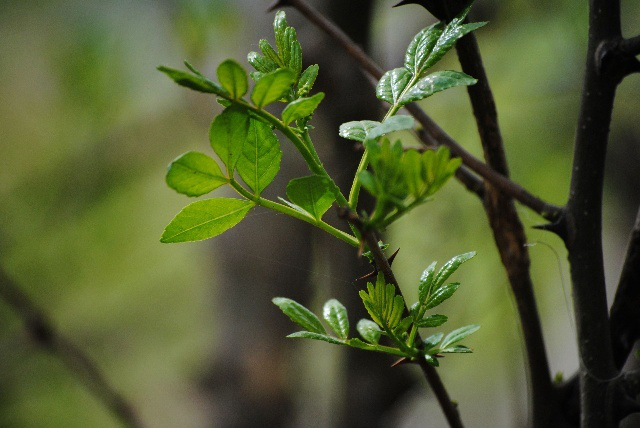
<box><xmin>273</xmin><ymin>297</ymin><xmax>326</xmax><ymax>334</ymax></box>
<box><xmin>166</xmin><ymin>151</ymin><xmax>227</xmax><ymax>197</ymax></box>
<box><xmin>356</xmin><ymin>319</ymin><xmax>382</xmax><ymax>344</ymax></box>
<box><xmin>323</xmin><ymin>299</ymin><xmax>349</xmax><ymax>340</ymax></box>
<box><xmin>400</xmin><ymin>71</ymin><xmax>476</xmax><ymax>104</ymax></box>
<box><xmin>339</xmin><ymin>120</ymin><xmax>381</xmax><ymax>142</ymax></box>
<box><xmin>282</xmin><ymin>92</ymin><xmax>325</xmax><ymax>125</ymax></box>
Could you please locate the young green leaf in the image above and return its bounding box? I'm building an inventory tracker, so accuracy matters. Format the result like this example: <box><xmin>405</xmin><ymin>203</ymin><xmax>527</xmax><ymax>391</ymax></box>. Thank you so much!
<box><xmin>166</xmin><ymin>151</ymin><xmax>227</xmax><ymax>197</ymax></box>
<box><xmin>272</xmin><ymin>297</ymin><xmax>326</xmax><ymax>334</ymax></box>
<box><xmin>209</xmin><ymin>106</ymin><xmax>251</xmax><ymax>175</ymax></box>
<box><xmin>418</xmin><ymin>261</ymin><xmax>437</xmax><ymax>304</ymax></box>
<box><xmin>217</xmin><ymin>59</ymin><xmax>248</xmax><ymax>100</ymax></box>
<box><xmin>347</xmin><ymin>338</ymin><xmax>377</xmax><ymax>351</ymax></box>
<box><xmin>287</xmin><ymin>331</ymin><xmax>344</xmax><ymax>345</ymax></box>
<box><xmin>251</xmin><ymin>68</ymin><xmax>296</xmax><ymax>108</ymax></box>
<box><xmin>356</xmin><ymin>319</ymin><xmax>382</xmax><ymax>344</ymax></box>
<box><xmin>323</xmin><ymin>299</ymin><xmax>349</xmax><ymax>340</ymax></box>
<box><xmin>160</xmin><ymin>198</ymin><xmax>254</xmax><ymax>243</ymax></box>
<box><xmin>424</xmin><ymin>354</ymin><xmax>440</xmax><ymax>367</ymax></box>
<box><xmin>236</xmin><ymin>118</ymin><xmax>282</xmax><ymax>195</ymax></box>
<box><xmin>439</xmin><ymin>345</ymin><xmax>472</xmax><ymax>354</ymax></box>
<box><xmin>282</xmin><ymin>92</ymin><xmax>325</xmax><ymax>125</ymax></box>
<box><xmin>376</xmin><ymin>67</ymin><xmax>412</xmax><ymax>105</ymax></box>
<box><xmin>258</xmin><ymin>39</ymin><xmax>283</xmax><ymax>68</ymax></box>
<box><xmin>274</xmin><ymin>11</ymin><xmax>289</xmax><ymax>61</ymax></box>
<box><xmin>366</xmin><ymin>116</ymin><xmax>415</xmax><ymax>141</ymax></box>
<box><xmin>400</xmin><ymin>71</ymin><xmax>477</xmax><ymax>104</ymax></box>
<box><xmin>425</xmin><ymin>282</ymin><xmax>460</xmax><ymax>309</ymax></box>
<box><xmin>339</xmin><ymin>120</ymin><xmax>382</xmax><ymax>142</ymax></box>
<box><xmin>286</xmin><ymin>175</ymin><xmax>336</xmax><ymax>221</ymax></box>
<box><xmin>359</xmin><ymin>273</ymin><xmax>405</xmax><ymax>330</ymax></box>
<box><xmin>404</xmin><ymin>22</ymin><xmax>444</xmax><ymax>77</ymax></box>
<box><xmin>394</xmin><ymin>316</ymin><xmax>414</xmax><ymax>336</ymax></box>
<box><xmin>423</xmin><ymin>332</ymin><xmax>444</xmax><ymax>351</ymax></box>
<box><xmin>441</xmin><ymin>325</ymin><xmax>480</xmax><ymax>349</ymax></box>
<box><xmin>297</xmin><ymin>64</ymin><xmax>319</xmax><ymax>97</ymax></box>
<box><xmin>433</xmin><ymin>252</ymin><xmax>476</xmax><ymax>290</ymax></box>
<box><xmin>416</xmin><ymin>314</ymin><xmax>448</xmax><ymax>328</ymax></box>
<box><xmin>247</xmin><ymin>51</ymin><xmax>279</xmax><ymax>74</ymax></box>
<box><xmin>285</xmin><ymin>27</ymin><xmax>303</xmax><ymax>77</ymax></box>
<box><xmin>157</xmin><ymin>66</ymin><xmax>228</xmax><ymax>96</ymax></box>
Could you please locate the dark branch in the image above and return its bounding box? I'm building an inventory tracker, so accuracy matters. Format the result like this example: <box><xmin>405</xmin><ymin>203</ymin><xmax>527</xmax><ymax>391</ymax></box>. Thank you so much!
<box><xmin>449</xmin><ymin>15</ymin><xmax>555</xmax><ymax>426</ymax></box>
<box><xmin>619</xmin><ymin>34</ymin><xmax>640</xmax><ymax>57</ymax></box>
<box><xmin>280</xmin><ymin>0</ymin><xmax>562</xmax><ymax>222</ymax></box>
<box><xmin>339</xmin><ymin>209</ymin><xmax>465</xmax><ymax>428</ymax></box>
<box><xmin>0</xmin><ymin>269</ymin><xmax>143</xmax><ymax>428</ymax></box>
<box><xmin>609</xmin><ymin>206</ymin><xmax>640</xmax><ymax>369</ymax></box>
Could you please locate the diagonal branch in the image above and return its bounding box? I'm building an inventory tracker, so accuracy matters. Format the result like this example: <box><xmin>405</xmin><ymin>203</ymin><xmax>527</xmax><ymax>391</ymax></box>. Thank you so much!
<box><xmin>340</xmin><ymin>209</ymin><xmax>464</xmax><ymax>428</ymax></box>
<box><xmin>0</xmin><ymin>269</ymin><xmax>143</xmax><ymax>428</ymax></box>
<box><xmin>609</xmin><ymin>206</ymin><xmax>640</xmax><ymax>369</ymax></box>
<box><xmin>276</xmin><ymin>0</ymin><xmax>561</xmax><ymax>222</ymax></box>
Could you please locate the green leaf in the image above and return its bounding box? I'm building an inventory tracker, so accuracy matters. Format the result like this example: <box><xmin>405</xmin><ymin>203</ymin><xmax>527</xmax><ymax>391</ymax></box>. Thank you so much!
<box><xmin>236</xmin><ymin>118</ymin><xmax>282</xmax><ymax>195</ymax></box>
<box><xmin>433</xmin><ymin>252</ymin><xmax>476</xmax><ymax>290</ymax></box>
<box><xmin>287</xmin><ymin>331</ymin><xmax>344</xmax><ymax>345</ymax></box>
<box><xmin>359</xmin><ymin>273</ymin><xmax>405</xmax><ymax>330</ymax></box>
<box><xmin>366</xmin><ymin>115</ymin><xmax>415</xmax><ymax>141</ymax></box>
<box><xmin>282</xmin><ymin>93</ymin><xmax>325</xmax><ymax>125</ymax></box>
<box><xmin>425</xmin><ymin>282</ymin><xmax>460</xmax><ymax>309</ymax></box>
<box><xmin>285</xmin><ymin>28</ymin><xmax>303</xmax><ymax>77</ymax></box>
<box><xmin>441</xmin><ymin>325</ymin><xmax>480</xmax><ymax>349</ymax></box>
<box><xmin>400</xmin><ymin>71</ymin><xmax>477</xmax><ymax>104</ymax></box>
<box><xmin>376</xmin><ymin>67</ymin><xmax>412</xmax><ymax>105</ymax></box>
<box><xmin>286</xmin><ymin>175</ymin><xmax>336</xmax><ymax>221</ymax></box>
<box><xmin>274</xmin><ymin>11</ymin><xmax>289</xmax><ymax>61</ymax></box>
<box><xmin>439</xmin><ymin>345</ymin><xmax>472</xmax><ymax>354</ymax></box>
<box><xmin>258</xmin><ymin>39</ymin><xmax>283</xmax><ymax>68</ymax></box>
<box><xmin>424</xmin><ymin>354</ymin><xmax>440</xmax><ymax>367</ymax></box>
<box><xmin>166</xmin><ymin>151</ymin><xmax>227</xmax><ymax>197</ymax></box>
<box><xmin>422</xmin><ymin>7</ymin><xmax>487</xmax><ymax>71</ymax></box>
<box><xmin>423</xmin><ymin>332</ymin><xmax>444</xmax><ymax>351</ymax></box>
<box><xmin>297</xmin><ymin>64</ymin><xmax>319</xmax><ymax>97</ymax></box>
<box><xmin>339</xmin><ymin>120</ymin><xmax>381</xmax><ymax>142</ymax></box>
<box><xmin>418</xmin><ymin>261</ymin><xmax>437</xmax><ymax>304</ymax></box>
<box><xmin>217</xmin><ymin>59</ymin><xmax>248</xmax><ymax>100</ymax></box>
<box><xmin>272</xmin><ymin>297</ymin><xmax>326</xmax><ymax>334</ymax></box>
<box><xmin>404</xmin><ymin>23</ymin><xmax>444</xmax><ymax>77</ymax></box>
<box><xmin>323</xmin><ymin>299</ymin><xmax>349</xmax><ymax>340</ymax></box>
<box><xmin>416</xmin><ymin>314</ymin><xmax>448</xmax><ymax>328</ymax></box>
<box><xmin>356</xmin><ymin>319</ymin><xmax>382</xmax><ymax>344</ymax></box>
<box><xmin>157</xmin><ymin>65</ymin><xmax>228</xmax><ymax>96</ymax></box>
<box><xmin>395</xmin><ymin>316</ymin><xmax>414</xmax><ymax>336</ymax></box>
<box><xmin>347</xmin><ymin>338</ymin><xmax>377</xmax><ymax>350</ymax></box>
<box><xmin>161</xmin><ymin>198</ymin><xmax>253</xmax><ymax>243</ymax></box>
<box><xmin>209</xmin><ymin>106</ymin><xmax>251</xmax><ymax>175</ymax></box>
<box><xmin>247</xmin><ymin>51</ymin><xmax>279</xmax><ymax>74</ymax></box>
<box><xmin>251</xmin><ymin>68</ymin><xmax>296</xmax><ymax>108</ymax></box>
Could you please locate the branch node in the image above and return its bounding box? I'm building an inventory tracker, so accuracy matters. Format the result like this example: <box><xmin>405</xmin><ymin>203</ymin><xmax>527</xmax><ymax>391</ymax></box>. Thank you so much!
<box><xmin>533</xmin><ymin>211</ymin><xmax>568</xmax><ymax>241</ymax></box>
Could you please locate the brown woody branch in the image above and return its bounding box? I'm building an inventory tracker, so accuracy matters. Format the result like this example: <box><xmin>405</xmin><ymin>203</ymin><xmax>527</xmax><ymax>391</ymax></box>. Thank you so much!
<box><xmin>273</xmin><ymin>0</ymin><xmax>562</xmax><ymax>222</ymax></box>
<box><xmin>0</xmin><ymin>269</ymin><xmax>143</xmax><ymax>428</ymax></box>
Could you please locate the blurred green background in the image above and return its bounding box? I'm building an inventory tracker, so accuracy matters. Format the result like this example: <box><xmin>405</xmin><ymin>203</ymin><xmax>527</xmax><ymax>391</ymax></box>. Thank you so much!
<box><xmin>1</xmin><ymin>0</ymin><xmax>639</xmax><ymax>427</ymax></box>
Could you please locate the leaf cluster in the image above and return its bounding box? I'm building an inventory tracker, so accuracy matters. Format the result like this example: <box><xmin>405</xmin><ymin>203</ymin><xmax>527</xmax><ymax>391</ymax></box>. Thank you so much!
<box><xmin>274</xmin><ymin>252</ymin><xmax>479</xmax><ymax>367</ymax></box>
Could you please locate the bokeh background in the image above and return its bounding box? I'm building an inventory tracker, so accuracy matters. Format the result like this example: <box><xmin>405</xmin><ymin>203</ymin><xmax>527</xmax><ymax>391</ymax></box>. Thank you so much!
<box><xmin>1</xmin><ymin>0</ymin><xmax>639</xmax><ymax>427</ymax></box>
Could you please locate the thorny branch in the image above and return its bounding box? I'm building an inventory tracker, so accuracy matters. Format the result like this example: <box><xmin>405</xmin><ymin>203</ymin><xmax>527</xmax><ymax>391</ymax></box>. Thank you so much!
<box><xmin>339</xmin><ymin>209</ymin><xmax>464</xmax><ymax>428</ymax></box>
<box><xmin>0</xmin><ymin>269</ymin><xmax>143</xmax><ymax>428</ymax></box>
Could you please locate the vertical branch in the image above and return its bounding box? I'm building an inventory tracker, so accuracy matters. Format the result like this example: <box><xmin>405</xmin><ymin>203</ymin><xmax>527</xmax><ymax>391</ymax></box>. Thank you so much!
<box><xmin>0</xmin><ymin>269</ymin><xmax>143</xmax><ymax>428</ymax></box>
<box><xmin>565</xmin><ymin>1</ymin><xmax>621</xmax><ymax>426</ymax></box>
<box><xmin>450</xmin><ymin>25</ymin><xmax>555</xmax><ymax>428</ymax></box>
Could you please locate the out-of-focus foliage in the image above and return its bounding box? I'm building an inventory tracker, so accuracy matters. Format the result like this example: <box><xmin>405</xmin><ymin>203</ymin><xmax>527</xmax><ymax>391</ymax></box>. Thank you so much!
<box><xmin>0</xmin><ymin>1</ymin><xmax>639</xmax><ymax>427</ymax></box>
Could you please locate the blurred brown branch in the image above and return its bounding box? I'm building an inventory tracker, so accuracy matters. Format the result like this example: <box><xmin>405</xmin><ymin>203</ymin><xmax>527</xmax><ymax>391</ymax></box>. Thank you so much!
<box><xmin>0</xmin><ymin>268</ymin><xmax>143</xmax><ymax>428</ymax></box>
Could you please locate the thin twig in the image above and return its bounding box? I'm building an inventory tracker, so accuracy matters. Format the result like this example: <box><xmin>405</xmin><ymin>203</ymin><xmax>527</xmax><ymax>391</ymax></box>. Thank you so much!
<box><xmin>0</xmin><ymin>269</ymin><xmax>143</xmax><ymax>428</ymax></box>
<box><xmin>280</xmin><ymin>0</ymin><xmax>562</xmax><ymax>221</ymax></box>
<box><xmin>339</xmin><ymin>209</ymin><xmax>465</xmax><ymax>428</ymax></box>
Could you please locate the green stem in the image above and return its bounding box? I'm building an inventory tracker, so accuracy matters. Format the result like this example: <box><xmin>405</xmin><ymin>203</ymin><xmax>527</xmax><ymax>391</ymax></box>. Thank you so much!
<box><xmin>229</xmin><ymin>179</ymin><xmax>358</xmax><ymax>247</ymax></box>
<box><xmin>347</xmin><ymin>75</ymin><xmax>418</xmax><ymax>209</ymax></box>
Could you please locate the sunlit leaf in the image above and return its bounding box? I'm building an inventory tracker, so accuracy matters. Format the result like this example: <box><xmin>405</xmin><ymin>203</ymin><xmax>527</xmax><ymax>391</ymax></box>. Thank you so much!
<box><xmin>339</xmin><ymin>120</ymin><xmax>381</xmax><ymax>142</ymax></box>
<box><xmin>286</xmin><ymin>175</ymin><xmax>336</xmax><ymax>220</ymax></box>
<box><xmin>157</xmin><ymin>66</ymin><xmax>227</xmax><ymax>96</ymax></box>
<box><xmin>404</xmin><ymin>22</ymin><xmax>444</xmax><ymax>77</ymax></box>
<box><xmin>258</xmin><ymin>39</ymin><xmax>283</xmax><ymax>68</ymax></box>
<box><xmin>282</xmin><ymin>93</ymin><xmax>325</xmax><ymax>125</ymax></box>
<box><xmin>418</xmin><ymin>261</ymin><xmax>437</xmax><ymax>304</ymax></box>
<box><xmin>236</xmin><ymin>118</ymin><xmax>282</xmax><ymax>195</ymax></box>
<box><xmin>423</xmin><ymin>332</ymin><xmax>444</xmax><ymax>351</ymax></box>
<box><xmin>356</xmin><ymin>319</ymin><xmax>382</xmax><ymax>344</ymax></box>
<box><xmin>366</xmin><ymin>115</ymin><xmax>415</xmax><ymax>141</ymax></box>
<box><xmin>161</xmin><ymin>198</ymin><xmax>253</xmax><ymax>243</ymax></box>
<box><xmin>416</xmin><ymin>314</ymin><xmax>448</xmax><ymax>328</ymax></box>
<box><xmin>323</xmin><ymin>299</ymin><xmax>349</xmax><ymax>340</ymax></box>
<box><xmin>376</xmin><ymin>67</ymin><xmax>412</xmax><ymax>105</ymax></box>
<box><xmin>433</xmin><ymin>252</ymin><xmax>476</xmax><ymax>290</ymax></box>
<box><xmin>209</xmin><ymin>106</ymin><xmax>251</xmax><ymax>175</ymax></box>
<box><xmin>425</xmin><ymin>282</ymin><xmax>460</xmax><ymax>309</ymax></box>
<box><xmin>400</xmin><ymin>71</ymin><xmax>476</xmax><ymax>104</ymax></box>
<box><xmin>251</xmin><ymin>68</ymin><xmax>296</xmax><ymax>108</ymax></box>
<box><xmin>359</xmin><ymin>273</ymin><xmax>405</xmax><ymax>330</ymax></box>
<box><xmin>287</xmin><ymin>331</ymin><xmax>344</xmax><ymax>345</ymax></box>
<box><xmin>217</xmin><ymin>59</ymin><xmax>248</xmax><ymax>100</ymax></box>
<box><xmin>166</xmin><ymin>151</ymin><xmax>227</xmax><ymax>197</ymax></box>
<box><xmin>272</xmin><ymin>297</ymin><xmax>326</xmax><ymax>334</ymax></box>
<box><xmin>441</xmin><ymin>325</ymin><xmax>480</xmax><ymax>349</ymax></box>
<box><xmin>247</xmin><ymin>51</ymin><xmax>279</xmax><ymax>74</ymax></box>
